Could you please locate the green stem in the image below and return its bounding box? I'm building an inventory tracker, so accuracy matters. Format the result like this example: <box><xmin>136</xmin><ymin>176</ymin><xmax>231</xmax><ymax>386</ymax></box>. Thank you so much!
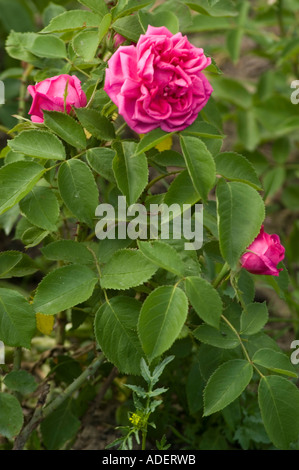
<box><xmin>56</xmin><ymin>311</ymin><xmax>67</xmax><ymax>345</ymax></box>
<box><xmin>18</xmin><ymin>64</ymin><xmax>34</xmax><ymax>117</ymax></box>
<box><xmin>13</xmin><ymin>347</ymin><xmax>22</xmax><ymax>371</ymax></box>
<box><xmin>212</xmin><ymin>262</ymin><xmax>230</xmax><ymax>288</ymax></box>
<box><xmin>13</xmin><ymin>354</ymin><xmax>104</xmax><ymax>450</ymax></box>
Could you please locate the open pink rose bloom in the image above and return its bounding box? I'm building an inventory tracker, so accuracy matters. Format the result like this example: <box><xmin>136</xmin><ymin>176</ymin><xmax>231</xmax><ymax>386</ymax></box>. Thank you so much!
<box><xmin>104</xmin><ymin>25</ymin><xmax>213</xmax><ymax>133</ymax></box>
<box><xmin>28</xmin><ymin>74</ymin><xmax>87</xmax><ymax>123</ymax></box>
<box><xmin>241</xmin><ymin>225</ymin><xmax>285</xmax><ymax>276</ymax></box>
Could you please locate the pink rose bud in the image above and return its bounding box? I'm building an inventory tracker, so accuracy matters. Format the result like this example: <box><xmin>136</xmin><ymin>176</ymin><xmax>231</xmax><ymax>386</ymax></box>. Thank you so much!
<box><xmin>113</xmin><ymin>33</ymin><xmax>126</xmax><ymax>48</ymax></box>
<box><xmin>27</xmin><ymin>74</ymin><xmax>87</xmax><ymax>123</ymax></box>
<box><xmin>241</xmin><ymin>225</ymin><xmax>285</xmax><ymax>276</ymax></box>
<box><xmin>104</xmin><ymin>25</ymin><xmax>213</xmax><ymax>134</ymax></box>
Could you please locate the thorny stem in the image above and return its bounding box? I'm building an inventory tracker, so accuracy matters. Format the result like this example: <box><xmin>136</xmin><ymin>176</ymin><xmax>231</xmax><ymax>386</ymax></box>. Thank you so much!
<box><xmin>13</xmin><ymin>354</ymin><xmax>104</xmax><ymax>450</ymax></box>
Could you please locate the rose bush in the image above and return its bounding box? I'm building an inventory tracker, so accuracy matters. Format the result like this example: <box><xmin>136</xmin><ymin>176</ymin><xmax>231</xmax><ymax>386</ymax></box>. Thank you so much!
<box><xmin>0</xmin><ymin>0</ymin><xmax>298</xmax><ymax>453</ymax></box>
<box><xmin>104</xmin><ymin>25</ymin><xmax>213</xmax><ymax>133</ymax></box>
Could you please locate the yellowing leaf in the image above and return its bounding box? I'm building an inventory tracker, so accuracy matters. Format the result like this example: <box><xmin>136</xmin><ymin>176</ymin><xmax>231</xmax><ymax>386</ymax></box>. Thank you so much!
<box><xmin>36</xmin><ymin>312</ymin><xmax>55</xmax><ymax>335</ymax></box>
<box><xmin>155</xmin><ymin>135</ymin><xmax>173</xmax><ymax>152</ymax></box>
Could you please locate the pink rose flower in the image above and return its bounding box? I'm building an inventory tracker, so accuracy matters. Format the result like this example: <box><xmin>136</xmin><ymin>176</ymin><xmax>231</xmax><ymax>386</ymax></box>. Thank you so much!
<box><xmin>241</xmin><ymin>225</ymin><xmax>285</xmax><ymax>276</ymax></box>
<box><xmin>104</xmin><ymin>25</ymin><xmax>213</xmax><ymax>133</ymax></box>
<box><xmin>27</xmin><ymin>74</ymin><xmax>87</xmax><ymax>123</ymax></box>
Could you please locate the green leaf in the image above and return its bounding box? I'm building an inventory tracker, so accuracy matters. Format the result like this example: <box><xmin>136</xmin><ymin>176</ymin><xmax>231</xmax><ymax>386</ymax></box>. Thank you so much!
<box><xmin>139</xmin><ymin>10</ymin><xmax>179</xmax><ymax>34</ymax></box>
<box><xmin>100</xmin><ymin>249</ymin><xmax>157</xmax><ymax>290</ymax></box>
<box><xmin>0</xmin><ymin>288</ymin><xmax>36</xmax><ymax>348</ymax></box>
<box><xmin>180</xmin><ymin>136</ymin><xmax>216</xmax><ymax>202</ymax></box>
<box><xmin>86</xmin><ymin>147</ymin><xmax>116</xmax><ymax>183</ymax></box>
<box><xmin>0</xmin><ymin>161</ymin><xmax>45</xmax><ymax>215</ymax></box>
<box><xmin>263</xmin><ymin>167</ymin><xmax>285</xmax><ymax>199</ymax></box>
<box><xmin>78</xmin><ymin>0</ymin><xmax>108</xmax><ymax>16</ymax></box>
<box><xmin>258</xmin><ymin>375</ymin><xmax>299</xmax><ymax>449</ymax></box>
<box><xmin>186</xmin><ymin>361</ymin><xmax>204</xmax><ymax>414</ymax></box>
<box><xmin>150</xmin><ymin>150</ymin><xmax>185</xmax><ymax>168</ymax></box>
<box><xmin>94</xmin><ymin>296</ymin><xmax>143</xmax><ymax>375</ymax></box>
<box><xmin>112</xmin><ymin>14</ymin><xmax>145</xmax><ymax>42</ymax></box>
<box><xmin>138</xmin><ymin>285</ymin><xmax>188</xmax><ymax>362</ymax></box>
<box><xmin>0</xmin><ymin>251</ymin><xmax>22</xmax><ymax>276</ymax></box>
<box><xmin>193</xmin><ymin>322</ymin><xmax>239</xmax><ymax>349</ymax></box>
<box><xmin>240</xmin><ymin>302</ymin><xmax>269</xmax><ymax>335</ymax></box>
<box><xmin>184</xmin><ymin>0</ymin><xmax>237</xmax><ymax>17</ymax></box>
<box><xmin>9</xmin><ymin>130</ymin><xmax>66</xmax><ymax>160</ymax></box>
<box><xmin>163</xmin><ymin>170</ymin><xmax>200</xmax><ymax>208</ymax></box>
<box><xmin>216</xmin><ymin>179</ymin><xmax>265</xmax><ymax>269</ymax></box>
<box><xmin>203</xmin><ymin>359</ymin><xmax>253</xmax><ymax>416</ymax></box>
<box><xmin>0</xmin><ymin>393</ymin><xmax>23</xmax><ymax>439</ymax></box>
<box><xmin>136</xmin><ymin>129</ymin><xmax>174</xmax><ymax>156</ymax></box>
<box><xmin>43</xmin><ymin>111</ymin><xmax>86</xmax><ymax>149</ymax></box>
<box><xmin>73</xmin><ymin>30</ymin><xmax>100</xmax><ymax>62</ymax></box>
<box><xmin>58</xmin><ymin>159</ymin><xmax>99</xmax><ymax>228</ymax></box>
<box><xmin>0</xmin><ymin>252</ymin><xmax>38</xmax><ymax>279</ymax></box>
<box><xmin>137</xmin><ymin>240</ymin><xmax>185</xmax><ymax>277</ymax></box>
<box><xmin>30</xmin><ymin>35</ymin><xmax>67</xmax><ymax>59</ymax></box>
<box><xmin>19</xmin><ymin>186</ymin><xmax>59</xmax><ymax>232</ymax></box>
<box><xmin>41</xmin><ymin>10</ymin><xmax>102</xmax><ymax>33</ymax></box>
<box><xmin>4</xmin><ymin>370</ymin><xmax>37</xmax><ymax>395</ymax></box>
<box><xmin>112</xmin><ymin>141</ymin><xmax>148</xmax><ymax>205</ymax></box>
<box><xmin>98</xmin><ymin>13</ymin><xmax>112</xmax><ymax>43</ymax></box>
<box><xmin>214</xmin><ymin>152</ymin><xmax>262</xmax><ymax>190</ymax></box>
<box><xmin>33</xmin><ymin>264</ymin><xmax>98</xmax><ymax>315</ymax></box>
<box><xmin>41</xmin><ymin>401</ymin><xmax>80</xmax><ymax>450</ymax></box>
<box><xmin>252</xmin><ymin>349</ymin><xmax>298</xmax><ymax>378</ymax></box>
<box><xmin>75</xmin><ymin>108</ymin><xmax>115</xmax><ymax>141</ymax></box>
<box><xmin>42</xmin><ymin>240</ymin><xmax>95</xmax><ymax>266</ymax></box>
<box><xmin>112</xmin><ymin>0</ymin><xmax>153</xmax><ymax>20</ymax></box>
<box><xmin>185</xmin><ymin>276</ymin><xmax>222</xmax><ymax>328</ymax></box>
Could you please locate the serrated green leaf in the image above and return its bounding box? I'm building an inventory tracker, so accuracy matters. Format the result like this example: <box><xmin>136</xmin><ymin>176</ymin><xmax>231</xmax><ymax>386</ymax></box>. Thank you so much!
<box><xmin>193</xmin><ymin>322</ymin><xmax>239</xmax><ymax>349</ymax></box>
<box><xmin>163</xmin><ymin>170</ymin><xmax>200</xmax><ymax>208</ymax></box>
<box><xmin>78</xmin><ymin>0</ymin><xmax>108</xmax><ymax>16</ymax></box>
<box><xmin>138</xmin><ymin>285</ymin><xmax>188</xmax><ymax>362</ymax></box>
<box><xmin>9</xmin><ymin>130</ymin><xmax>66</xmax><ymax>160</ymax></box>
<box><xmin>0</xmin><ymin>161</ymin><xmax>45</xmax><ymax>215</ymax></box>
<box><xmin>216</xmin><ymin>179</ymin><xmax>265</xmax><ymax>269</ymax></box>
<box><xmin>112</xmin><ymin>14</ymin><xmax>145</xmax><ymax>42</ymax></box>
<box><xmin>33</xmin><ymin>264</ymin><xmax>98</xmax><ymax>315</ymax></box>
<box><xmin>137</xmin><ymin>240</ymin><xmax>185</xmax><ymax>277</ymax></box>
<box><xmin>185</xmin><ymin>276</ymin><xmax>222</xmax><ymax>328</ymax></box>
<box><xmin>180</xmin><ymin>136</ymin><xmax>216</xmax><ymax>202</ymax></box>
<box><xmin>214</xmin><ymin>152</ymin><xmax>261</xmax><ymax>190</ymax></box>
<box><xmin>72</xmin><ymin>30</ymin><xmax>100</xmax><ymax>62</ymax></box>
<box><xmin>0</xmin><ymin>251</ymin><xmax>22</xmax><ymax>276</ymax></box>
<box><xmin>41</xmin><ymin>401</ymin><xmax>80</xmax><ymax>450</ymax></box>
<box><xmin>112</xmin><ymin>141</ymin><xmax>148</xmax><ymax>205</ymax></box>
<box><xmin>0</xmin><ymin>393</ymin><xmax>24</xmax><ymax>439</ymax></box>
<box><xmin>240</xmin><ymin>302</ymin><xmax>268</xmax><ymax>335</ymax></box>
<box><xmin>75</xmin><ymin>108</ymin><xmax>115</xmax><ymax>141</ymax></box>
<box><xmin>42</xmin><ymin>240</ymin><xmax>94</xmax><ymax>266</ymax></box>
<box><xmin>41</xmin><ymin>10</ymin><xmax>102</xmax><ymax>33</ymax></box>
<box><xmin>258</xmin><ymin>375</ymin><xmax>299</xmax><ymax>449</ymax></box>
<box><xmin>94</xmin><ymin>296</ymin><xmax>143</xmax><ymax>375</ymax></box>
<box><xmin>136</xmin><ymin>129</ymin><xmax>174</xmax><ymax>156</ymax></box>
<box><xmin>204</xmin><ymin>359</ymin><xmax>253</xmax><ymax>416</ymax></box>
<box><xmin>30</xmin><ymin>35</ymin><xmax>67</xmax><ymax>59</ymax></box>
<box><xmin>0</xmin><ymin>252</ymin><xmax>38</xmax><ymax>279</ymax></box>
<box><xmin>58</xmin><ymin>159</ymin><xmax>99</xmax><ymax>228</ymax></box>
<box><xmin>112</xmin><ymin>0</ymin><xmax>153</xmax><ymax>20</ymax></box>
<box><xmin>0</xmin><ymin>288</ymin><xmax>36</xmax><ymax>348</ymax></box>
<box><xmin>100</xmin><ymin>249</ymin><xmax>157</xmax><ymax>290</ymax></box>
<box><xmin>86</xmin><ymin>147</ymin><xmax>116</xmax><ymax>183</ymax></box>
<box><xmin>252</xmin><ymin>349</ymin><xmax>298</xmax><ymax>378</ymax></box>
<box><xmin>19</xmin><ymin>186</ymin><xmax>59</xmax><ymax>232</ymax></box>
<box><xmin>4</xmin><ymin>370</ymin><xmax>37</xmax><ymax>394</ymax></box>
<box><xmin>43</xmin><ymin>111</ymin><xmax>86</xmax><ymax>149</ymax></box>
